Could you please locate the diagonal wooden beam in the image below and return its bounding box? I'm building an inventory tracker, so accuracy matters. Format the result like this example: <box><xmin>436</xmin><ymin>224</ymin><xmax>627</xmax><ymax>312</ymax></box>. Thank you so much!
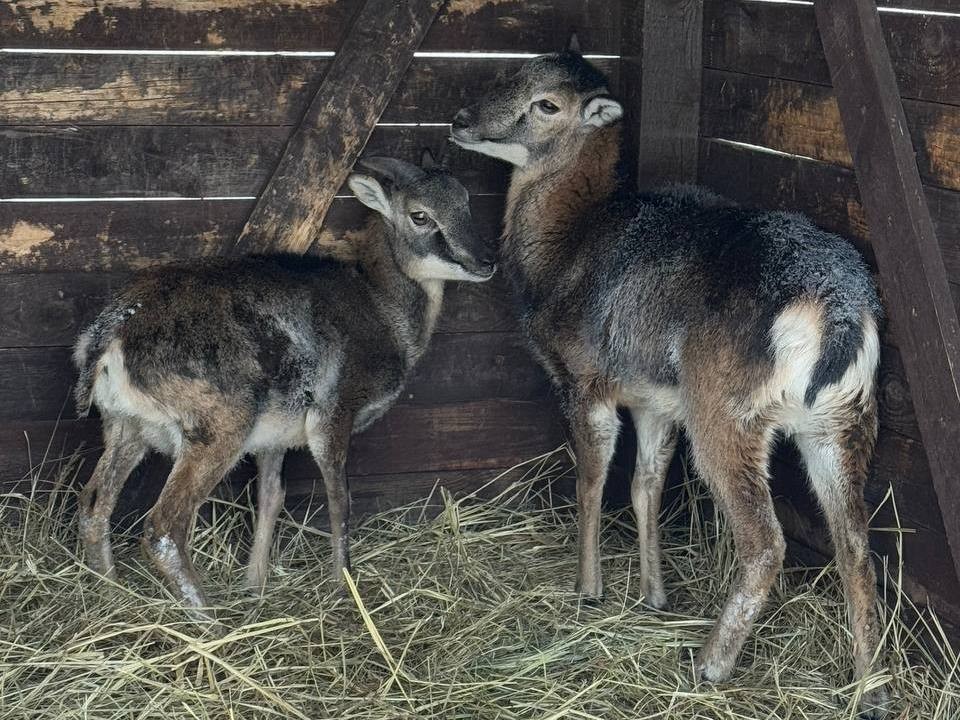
<box><xmin>234</xmin><ymin>0</ymin><xmax>444</xmax><ymax>254</ymax></box>
<box><xmin>815</xmin><ymin>0</ymin><xmax>960</xmax><ymax>582</ymax></box>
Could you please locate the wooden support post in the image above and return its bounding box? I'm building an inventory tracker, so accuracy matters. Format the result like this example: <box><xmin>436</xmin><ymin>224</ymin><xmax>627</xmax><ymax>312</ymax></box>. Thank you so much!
<box><xmin>815</xmin><ymin>0</ymin><xmax>960</xmax><ymax>582</ymax></box>
<box><xmin>234</xmin><ymin>0</ymin><xmax>443</xmax><ymax>254</ymax></box>
<box><xmin>621</xmin><ymin>0</ymin><xmax>703</xmax><ymax>189</ymax></box>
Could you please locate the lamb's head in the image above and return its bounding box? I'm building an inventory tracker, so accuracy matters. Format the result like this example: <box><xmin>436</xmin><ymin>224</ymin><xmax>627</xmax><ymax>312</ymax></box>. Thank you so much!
<box><xmin>450</xmin><ymin>50</ymin><xmax>623</xmax><ymax>168</ymax></box>
<box><xmin>348</xmin><ymin>154</ymin><xmax>496</xmax><ymax>283</ymax></box>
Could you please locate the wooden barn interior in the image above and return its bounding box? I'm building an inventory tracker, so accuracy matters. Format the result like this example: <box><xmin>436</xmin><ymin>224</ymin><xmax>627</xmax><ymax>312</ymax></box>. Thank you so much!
<box><xmin>2</xmin><ymin>0</ymin><xmax>959</xmax><ymax>646</ymax></box>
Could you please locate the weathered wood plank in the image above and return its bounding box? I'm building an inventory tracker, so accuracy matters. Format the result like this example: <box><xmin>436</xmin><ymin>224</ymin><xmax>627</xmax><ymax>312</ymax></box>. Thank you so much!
<box><xmin>0</xmin><ymin>125</ymin><xmax>510</xmax><ymax>198</ymax></box>
<box><xmin>0</xmin><ymin>55</ymin><xmax>619</xmax><ymax>125</ymax></box>
<box><xmin>233</xmin><ymin>0</ymin><xmax>444</xmax><ymax>254</ymax></box>
<box><xmin>0</xmin><ymin>271</ymin><xmax>127</xmax><ymax>347</ymax></box>
<box><xmin>15</xmin><ymin>143</ymin><xmax>952</xmax><ymax>286</ymax></box>
<box><xmin>701</xmin><ymin>69</ymin><xmax>960</xmax><ymax>192</ymax></box>
<box><xmin>630</xmin><ymin>0</ymin><xmax>703</xmax><ymax>187</ymax></box>
<box><xmin>878</xmin><ymin>343</ymin><xmax>920</xmax><ymax>444</ymax></box>
<box><xmin>0</xmin><ymin>348</ymin><xmax>76</xmax><ymax>422</ymax></box>
<box><xmin>0</xmin><ymin>0</ymin><xmax>621</xmax><ymax>52</ymax></box>
<box><xmin>816</xmin><ymin>0</ymin><xmax>960</xmax><ymax>587</ymax></box>
<box><xmin>0</xmin><ymin>194</ymin><xmax>507</xmax><ymax>272</ymax></box>
<box><xmin>618</xmin><ymin>0</ymin><xmax>642</xmax><ymax>185</ymax></box>
<box><xmin>876</xmin><ymin>1</ymin><xmax>960</xmax><ymax>11</ymax></box>
<box><xmin>0</xmin><ymin>270</ymin><xmax>518</xmax><ymax>348</ymax></box>
<box><xmin>0</xmin><ymin>398</ymin><xmax>566</xmax><ymax>482</ymax></box>
<box><xmin>406</xmin><ymin>332</ymin><xmax>550</xmax><ymax>405</ymax></box>
<box><xmin>2</xmin><ymin>448</ymin><xmax>568</xmax><ymax>531</ymax></box>
<box><xmin>0</xmin><ymin>331</ymin><xmax>547</xmax><ymax>422</ymax></box>
<box><xmin>7</xmin><ymin>445</ymin><xmax>571</xmax><ymax>534</ymax></box>
<box><xmin>697</xmin><ymin>139</ymin><xmax>960</xmax><ymax>285</ymax></box>
<box><xmin>703</xmin><ymin>0</ymin><xmax>960</xmax><ymax>105</ymax></box>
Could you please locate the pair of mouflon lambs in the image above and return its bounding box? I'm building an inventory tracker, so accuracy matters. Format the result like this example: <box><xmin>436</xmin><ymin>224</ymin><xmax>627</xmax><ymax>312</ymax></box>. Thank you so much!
<box><xmin>75</xmin><ymin>52</ymin><xmax>887</xmax><ymax>716</ymax></box>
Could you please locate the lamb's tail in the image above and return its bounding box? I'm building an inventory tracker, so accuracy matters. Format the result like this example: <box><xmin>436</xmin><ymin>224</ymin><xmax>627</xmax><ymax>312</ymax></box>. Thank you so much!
<box><xmin>804</xmin><ymin>301</ymin><xmax>880</xmax><ymax>407</ymax></box>
<box><xmin>73</xmin><ymin>306</ymin><xmax>125</xmax><ymax>417</ymax></box>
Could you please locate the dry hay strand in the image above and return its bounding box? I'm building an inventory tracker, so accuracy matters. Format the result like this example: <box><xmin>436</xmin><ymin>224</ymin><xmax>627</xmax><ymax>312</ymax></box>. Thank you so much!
<box><xmin>1</xmin><ymin>448</ymin><xmax>957</xmax><ymax>719</ymax></box>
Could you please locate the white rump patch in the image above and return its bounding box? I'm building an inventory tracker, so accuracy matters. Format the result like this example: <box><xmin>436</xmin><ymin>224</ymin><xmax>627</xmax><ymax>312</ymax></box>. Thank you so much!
<box><xmin>91</xmin><ymin>341</ymin><xmax>184</xmax><ymax>454</ymax></box>
<box><xmin>768</xmin><ymin>301</ymin><xmax>824</xmax><ymax>401</ymax></box>
<box><xmin>745</xmin><ymin>304</ymin><xmax>880</xmax><ymax>433</ymax></box>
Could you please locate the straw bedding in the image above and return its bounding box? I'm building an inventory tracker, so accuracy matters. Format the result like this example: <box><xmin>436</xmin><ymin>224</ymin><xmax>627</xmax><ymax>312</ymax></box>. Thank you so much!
<box><xmin>1</xmin><ymin>449</ymin><xmax>957</xmax><ymax>719</ymax></box>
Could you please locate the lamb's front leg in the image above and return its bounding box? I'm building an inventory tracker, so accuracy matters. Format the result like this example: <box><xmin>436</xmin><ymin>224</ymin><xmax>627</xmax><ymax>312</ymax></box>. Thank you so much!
<box><xmin>307</xmin><ymin>410</ymin><xmax>354</xmax><ymax>581</ymax></box>
<box><xmin>567</xmin><ymin>390</ymin><xmax>620</xmax><ymax>601</ymax></box>
<box><xmin>628</xmin><ymin>407</ymin><xmax>677</xmax><ymax>610</ymax></box>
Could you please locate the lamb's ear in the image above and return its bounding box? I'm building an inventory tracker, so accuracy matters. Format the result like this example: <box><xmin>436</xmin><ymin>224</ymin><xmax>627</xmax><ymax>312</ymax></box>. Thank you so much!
<box><xmin>567</xmin><ymin>32</ymin><xmax>581</xmax><ymax>54</ymax></box>
<box><xmin>348</xmin><ymin>173</ymin><xmax>391</xmax><ymax>217</ymax></box>
<box><xmin>581</xmin><ymin>95</ymin><xmax>623</xmax><ymax>128</ymax></box>
<box><xmin>420</xmin><ymin>147</ymin><xmax>437</xmax><ymax>170</ymax></box>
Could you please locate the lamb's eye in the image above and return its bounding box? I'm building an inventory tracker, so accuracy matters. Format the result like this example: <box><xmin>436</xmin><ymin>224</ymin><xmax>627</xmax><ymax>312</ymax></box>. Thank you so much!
<box><xmin>535</xmin><ymin>99</ymin><xmax>560</xmax><ymax>114</ymax></box>
<box><xmin>410</xmin><ymin>211</ymin><xmax>430</xmax><ymax>226</ymax></box>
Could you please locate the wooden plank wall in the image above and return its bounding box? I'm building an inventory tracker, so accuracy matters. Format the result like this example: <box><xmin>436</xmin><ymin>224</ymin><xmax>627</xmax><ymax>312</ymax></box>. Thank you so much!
<box><xmin>0</xmin><ymin>1</ymin><xmax>621</xmax><ymax>520</ymax></box>
<box><xmin>698</xmin><ymin>0</ymin><xmax>960</xmax><ymax>627</ymax></box>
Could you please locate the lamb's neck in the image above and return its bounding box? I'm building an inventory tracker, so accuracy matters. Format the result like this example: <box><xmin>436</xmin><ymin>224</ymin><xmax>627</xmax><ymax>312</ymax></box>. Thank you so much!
<box><xmin>504</xmin><ymin>125</ymin><xmax>623</xmax><ymax>262</ymax></box>
<box><xmin>414</xmin><ymin>278</ymin><xmax>445</xmax><ymax>350</ymax></box>
<box><xmin>356</xmin><ymin>220</ymin><xmax>443</xmax><ymax>366</ymax></box>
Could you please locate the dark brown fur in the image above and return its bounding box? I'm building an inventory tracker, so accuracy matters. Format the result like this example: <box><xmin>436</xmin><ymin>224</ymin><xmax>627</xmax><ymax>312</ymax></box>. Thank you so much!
<box><xmin>74</xmin><ymin>158</ymin><xmax>495</xmax><ymax>616</ymax></box>
<box><xmin>453</xmin><ymin>52</ymin><xmax>887</xmax><ymax>716</ymax></box>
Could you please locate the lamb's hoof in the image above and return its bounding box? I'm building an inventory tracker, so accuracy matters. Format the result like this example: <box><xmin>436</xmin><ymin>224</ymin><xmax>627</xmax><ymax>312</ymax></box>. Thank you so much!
<box><xmin>330</xmin><ymin>570</ymin><xmax>352</xmax><ymax>600</ymax></box>
<box><xmin>175</xmin><ymin>584</ymin><xmax>215</xmax><ymax>624</ymax></box>
<box><xmin>244</xmin><ymin>570</ymin><xmax>268</xmax><ymax>594</ymax></box>
<box><xmin>642</xmin><ymin>589</ymin><xmax>668</xmax><ymax>611</ymax></box>
<box><xmin>82</xmin><ymin>542</ymin><xmax>118</xmax><ymax>581</ymax></box>
<box><xmin>182</xmin><ymin>600</ymin><xmax>220</xmax><ymax>626</ymax></box>
<box><xmin>86</xmin><ymin>562</ymin><xmax>118</xmax><ymax>582</ymax></box>
<box><xmin>574</xmin><ymin>575</ymin><xmax>604</xmax><ymax>605</ymax></box>
<box><xmin>574</xmin><ymin>581</ymin><xmax>604</xmax><ymax>606</ymax></box>
<box><xmin>579</xmin><ymin>593</ymin><xmax>605</xmax><ymax>607</ymax></box>
<box><xmin>694</xmin><ymin>648</ymin><xmax>734</xmax><ymax>685</ymax></box>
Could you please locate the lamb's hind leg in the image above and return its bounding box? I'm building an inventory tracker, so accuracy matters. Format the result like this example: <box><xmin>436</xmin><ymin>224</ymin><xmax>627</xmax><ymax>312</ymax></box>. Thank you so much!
<box><xmin>628</xmin><ymin>407</ymin><xmax>677</xmax><ymax>609</ymax></box>
<box><xmin>78</xmin><ymin>418</ymin><xmax>147</xmax><ymax>579</ymax></box>
<box><xmin>688</xmin><ymin>413</ymin><xmax>784</xmax><ymax>682</ymax></box>
<box><xmin>245</xmin><ymin>451</ymin><xmax>286</xmax><ymax>591</ymax></box>
<box><xmin>142</xmin><ymin>439</ymin><xmax>240</xmax><ymax>616</ymax></box>
<box><xmin>795</xmin><ymin>397</ymin><xmax>887</xmax><ymax>717</ymax></box>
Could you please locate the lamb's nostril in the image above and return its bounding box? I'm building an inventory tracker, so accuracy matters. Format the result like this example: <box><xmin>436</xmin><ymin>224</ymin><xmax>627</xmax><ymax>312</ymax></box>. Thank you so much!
<box><xmin>452</xmin><ymin>109</ymin><xmax>473</xmax><ymax>131</ymax></box>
